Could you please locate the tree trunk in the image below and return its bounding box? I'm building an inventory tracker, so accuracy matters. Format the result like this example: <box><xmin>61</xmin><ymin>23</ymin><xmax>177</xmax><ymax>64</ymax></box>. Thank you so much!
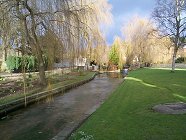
<box><xmin>171</xmin><ymin>47</ymin><xmax>178</xmax><ymax>72</ymax></box>
<box><xmin>2</xmin><ymin>36</ymin><xmax>8</xmax><ymax>62</ymax></box>
<box><xmin>34</xmin><ymin>44</ymin><xmax>47</xmax><ymax>86</ymax></box>
<box><xmin>4</xmin><ymin>47</ymin><xmax>7</xmax><ymax>61</ymax></box>
<box><xmin>171</xmin><ymin>53</ymin><xmax>176</xmax><ymax>72</ymax></box>
<box><xmin>38</xmin><ymin>57</ymin><xmax>47</xmax><ymax>86</ymax></box>
<box><xmin>24</xmin><ymin>1</ymin><xmax>47</xmax><ymax>86</ymax></box>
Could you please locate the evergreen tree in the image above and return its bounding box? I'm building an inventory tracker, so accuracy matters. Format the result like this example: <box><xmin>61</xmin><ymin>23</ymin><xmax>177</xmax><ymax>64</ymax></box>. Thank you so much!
<box><xmin>109</xmin><ymin>43</ymin><xmax>119</xmax><ymax>65</ymax></box>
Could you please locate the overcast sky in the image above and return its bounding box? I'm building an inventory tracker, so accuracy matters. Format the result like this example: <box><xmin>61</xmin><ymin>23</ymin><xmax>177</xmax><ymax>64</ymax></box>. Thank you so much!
<box><xmin>106</xmin><ymin>0</ymin><xmax>156</xmax><ymax>45</ymax></box>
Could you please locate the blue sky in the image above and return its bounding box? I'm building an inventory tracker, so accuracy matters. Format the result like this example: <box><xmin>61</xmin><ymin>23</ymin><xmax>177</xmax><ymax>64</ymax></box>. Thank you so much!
<box><xmin>106</xmin><ymin>0</ymin><xmax>156</xmax><ymax>45</ymax></box>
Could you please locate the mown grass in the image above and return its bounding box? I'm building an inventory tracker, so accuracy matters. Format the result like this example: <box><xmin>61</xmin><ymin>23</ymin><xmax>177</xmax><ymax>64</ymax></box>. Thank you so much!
<box><xmin>71</xmin><ymin>68</ymin><xmax>186</xmax><ymax>140</ymax></box>
<box><xmin>0</xmin><ymin>71</ymin><xmax>95</xmax><ymax>105</ymax></box>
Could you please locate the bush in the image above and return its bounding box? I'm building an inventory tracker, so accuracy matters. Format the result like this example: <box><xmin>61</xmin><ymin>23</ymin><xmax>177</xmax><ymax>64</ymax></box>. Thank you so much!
<box><xmin>6</xmin><ymin>55</ymin><xmax>50</xmax><ymax>73</ymax></box>
<box><xmin>175</xmin><ymin>57</ymin><xmax>185</xmax><ymax>63</ymax></box>
<box><xmin>1</xmin><ymin>61</ymin><xmax>8</xmax><ymax>72</ymax></box>
<box><xmin>6</xmin><ymin>56</ymin><xmax>22</xmax><ymax>72</ymax></box>
<box><xmin>6</xmin><ymin>55</ymin><xmax>37</xmax><ymax>73</ymax></box>
<box><xmin>0</xmin><ymin>76</ymin><xmax>5</xmax><ymax>81</ymax></box>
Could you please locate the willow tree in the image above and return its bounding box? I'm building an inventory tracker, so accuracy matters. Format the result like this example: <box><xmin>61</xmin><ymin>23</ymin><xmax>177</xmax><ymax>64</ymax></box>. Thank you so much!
<box><xmin>0</xmin><ymin>5</ymin><xmax>18</xmax><ymax>69</ymax></box>
<box><xmin>81</xmin><ymin>0</ymin><xmax>113</xmax><ymax>63</ymax></box>
<box><xmin>0</xmin><ymin>0</ymin><xmax>112</xmax><ymax>85</ymax></box>
<box><xmin>122</xmin><ymin>16</ymin><xmax>173</xmax><ymax>65</ymax></box>
<box><xmin>122</xmin><ymin>17</ymin><xmax>155</xmax><ymax>65</ymax></box>
<box><xmin>152</xmin><ymin>0</ymin><xmax>186</xmax><ymax>71</ymax></box>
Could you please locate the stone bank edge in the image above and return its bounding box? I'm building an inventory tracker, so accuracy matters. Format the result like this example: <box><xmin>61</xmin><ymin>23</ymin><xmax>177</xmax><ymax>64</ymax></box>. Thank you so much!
<box><xmin>0</xmin><ymin>72</ymin><xmax>97</xmax><ymax>118</ymax></box>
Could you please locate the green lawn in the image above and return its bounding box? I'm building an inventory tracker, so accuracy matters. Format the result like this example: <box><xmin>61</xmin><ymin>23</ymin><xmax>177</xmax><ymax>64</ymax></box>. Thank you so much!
<box><xmin>71</xmin><ymin>68</ymin><xmax>186</xmax><ymax>140</ymax></box>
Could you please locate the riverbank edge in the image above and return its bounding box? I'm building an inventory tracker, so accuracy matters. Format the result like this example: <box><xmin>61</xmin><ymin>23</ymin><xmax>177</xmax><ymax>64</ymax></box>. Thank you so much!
<box><xmin>52</xmin><ymin>75</ymin><xmax>125</xmax><ymax>140</ymax></box>
<box><xmin>0</xmin><ymin>72</ymin><xmax>97</xmax><ymax>118</ymax></box>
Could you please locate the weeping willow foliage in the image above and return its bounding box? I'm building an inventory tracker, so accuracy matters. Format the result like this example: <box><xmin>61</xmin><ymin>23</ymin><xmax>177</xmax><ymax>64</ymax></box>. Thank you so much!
<box><xmin>0</xmin><ymin>0</ymin><xmax>112</xmax><ymax>58</ymax></box>
<box><xmin>0</xmin><ymin>0</ymin><xmax>112</xmax><ymax>84</ymax></box>
<box><xmin>122</xmin><ymin>16</ymin><xmax>173</xmax><ymax>65</ymax></box>
<box><xmin>0</xmin><ymin>0</ymin><xmax>114</xmax><ymax>106</ymax></box>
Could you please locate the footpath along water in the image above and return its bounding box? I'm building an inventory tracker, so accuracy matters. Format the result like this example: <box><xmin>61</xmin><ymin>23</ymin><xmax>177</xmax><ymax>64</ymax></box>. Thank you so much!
<box><xmin>0</xmin><ymin>73</ymin><xmax>123</xmax><ymax>140</ymax></box>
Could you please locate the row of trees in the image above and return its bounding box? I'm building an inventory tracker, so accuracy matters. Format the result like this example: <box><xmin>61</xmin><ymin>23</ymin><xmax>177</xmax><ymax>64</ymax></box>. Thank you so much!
<box><xmin>108</xmin><ymin>17</ymin><xmax>173</xmax><ymax>69</ymax></box>
<box><xmin>0</xmin><ymin>0</ymin><xmax>112</xmax><ymax>85</ymax></box>
<box><xmin>1</xmin><ymin>0</ymin><xmax>185</xmax><ymax>79</ymax></box>
<box><xmin>108</xmin><ymin>0</ymin><xmax>186</xmax><ymax>71</ymax></box>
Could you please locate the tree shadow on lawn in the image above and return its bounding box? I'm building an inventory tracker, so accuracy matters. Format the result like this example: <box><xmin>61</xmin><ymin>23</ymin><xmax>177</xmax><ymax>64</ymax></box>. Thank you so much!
<box><xmin>126</xmin><ymin>77</ymin><xmax>157</xmax><ymax>88</ymax></box>
<box><xmin>125</xmin><ymin>76</ymin><xmax>186</xmax><ymax>106</ymax></box>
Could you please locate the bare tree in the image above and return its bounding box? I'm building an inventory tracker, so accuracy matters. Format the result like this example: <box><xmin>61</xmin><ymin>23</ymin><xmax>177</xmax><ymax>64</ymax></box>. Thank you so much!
<box><xmin>152</xmin><ymin>0</ymin><xmax>186</xmax><ymax>71</ymax></box>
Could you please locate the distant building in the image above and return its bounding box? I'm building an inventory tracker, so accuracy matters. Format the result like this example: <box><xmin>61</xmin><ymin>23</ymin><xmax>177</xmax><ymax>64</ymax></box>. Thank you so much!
<box><xmin>54</xmin><ymin>56</ymin><xmax>89</xmax><ymax>70</ymax></box>
<box><xmin>74</xmin><ymin>56</ymin><xmax>87</xmax><ymax>67</ymax></box>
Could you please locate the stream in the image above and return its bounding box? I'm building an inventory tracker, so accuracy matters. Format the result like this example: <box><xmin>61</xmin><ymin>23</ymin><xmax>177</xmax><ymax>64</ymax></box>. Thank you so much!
<box><xmin>0</xmin><ymin>73</ymin><xmax>123</xmax><ymax>140</ymax></box>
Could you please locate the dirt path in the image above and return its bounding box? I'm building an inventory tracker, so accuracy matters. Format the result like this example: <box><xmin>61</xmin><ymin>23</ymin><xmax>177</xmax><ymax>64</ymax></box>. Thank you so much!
<box><xmin>0</xmin><ymin>73</ymin><xmax>123</xmax><ymax>140</ymax></box>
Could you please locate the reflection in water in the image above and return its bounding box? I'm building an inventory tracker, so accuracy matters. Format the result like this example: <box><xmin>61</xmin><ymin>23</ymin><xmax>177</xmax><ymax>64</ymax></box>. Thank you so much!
<box><xmin>106</xmin><ymin>72</ymin><xmax>123</xmax><ymax>79</ymax></box>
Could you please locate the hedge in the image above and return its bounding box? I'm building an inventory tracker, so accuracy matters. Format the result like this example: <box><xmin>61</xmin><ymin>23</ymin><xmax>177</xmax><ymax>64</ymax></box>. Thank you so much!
<box><xmin>6</xmin><ymin>55</ymin><xmax>38</xmax><ymax>73</ymax></box>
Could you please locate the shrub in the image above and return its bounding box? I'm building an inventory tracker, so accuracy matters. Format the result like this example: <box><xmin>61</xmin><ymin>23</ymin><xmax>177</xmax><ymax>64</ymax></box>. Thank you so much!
<box><xmin>1</xmin><ymin>61</ymin><xmax>8</xmax><ymax>72</ymax></box>
<box><xmin>0</xmin><ymin>76</ymin><xmax>5</xmax><ymax>81</ymax></box>
<box><xmin>6</xmin><ymin>55</ymin><xmax>22</xmax><ymax>72</ymax></box>
<box><xmin>25</xmin><ymin>55</ymin><xmax>38</xmax><ymax>72</ymax></box>
<box><xmin>6</xmin><ymin>55</ymin><xmax>37</xmax><ymax>73</ymax></box>
<box><xmin>6</xmin><ymin>55</ymin><xmax>50</xmax><ymax>73</ymax></box>
<box><xmin>175</xmin><ymin>57</ymin><xmax>185</xmax><ymax>63</ymax></box>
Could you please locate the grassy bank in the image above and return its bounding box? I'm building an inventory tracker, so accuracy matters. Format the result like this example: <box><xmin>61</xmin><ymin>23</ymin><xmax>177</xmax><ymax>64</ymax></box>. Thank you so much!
<box><xmin>71</xmin><ymin>68</ymin><xmax>186</xmax><ymax>140</ymax></box>
<box><xmin>0</xmin><ymin>71</ymin><xmax>95</xmax><ymax>105</ymax></box>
